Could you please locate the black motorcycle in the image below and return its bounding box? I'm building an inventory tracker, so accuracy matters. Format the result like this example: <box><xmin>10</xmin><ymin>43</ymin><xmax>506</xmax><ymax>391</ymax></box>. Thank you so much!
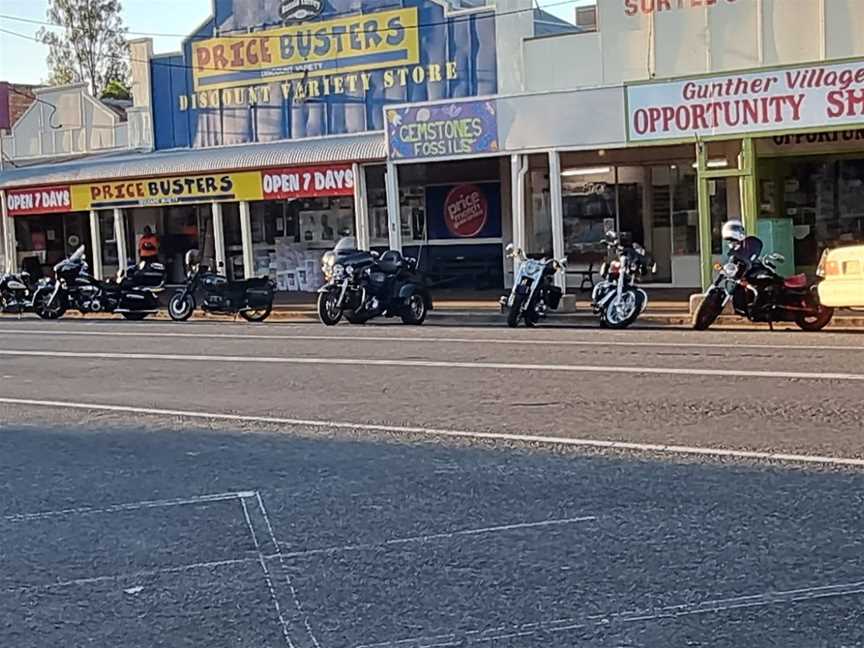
<box><xmin>0</xmin><ymin>270</ymin><xmax>37</xmax><ymax>314</ymax></box>
<box><xmin>591</xmin><ymin>231</ymin><xmax>655</xmax><ymax>329</ymax></box>
<box><xmin>693</xmin><ymin>235</ymin><xmax>834</xmax><ymax>331</ymax></box>
<box><xmin>31</xmin><ymin>246</ymin><xmax>165</xmax><ymax>320</ymax></box>
<box><xmin>168</xmin><ymin>250</ymin><xmax>275</xmax><ymax>322</ymax></box>
<box><xmin>317</xmin><ymin>238</ymin><xmax>432</xmax><ymax>326</ymax></box>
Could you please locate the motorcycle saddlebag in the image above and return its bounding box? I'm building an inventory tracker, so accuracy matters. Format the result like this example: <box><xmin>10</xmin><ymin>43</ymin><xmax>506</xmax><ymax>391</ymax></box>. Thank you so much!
<box><xmin>245</xmin><ymin>282</ymin><xmax>273</xmax><ymax>308</ymax></box>
<box><xmin>131</xmin><ymin>263</ymin><xmax>166</xmax><ymax>288</ymax></box>
<box><xmin>546</xmin><ymin>285</ymin><xmax>563</xmax><ymax>310</ymax></box>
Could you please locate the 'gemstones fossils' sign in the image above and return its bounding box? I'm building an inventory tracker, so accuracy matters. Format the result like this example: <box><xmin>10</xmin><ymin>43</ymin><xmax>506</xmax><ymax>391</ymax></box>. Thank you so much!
<box><xmin>386</xmin><ymin>99</ymin><xmax>499</xmax><ymax>160</ymax></box>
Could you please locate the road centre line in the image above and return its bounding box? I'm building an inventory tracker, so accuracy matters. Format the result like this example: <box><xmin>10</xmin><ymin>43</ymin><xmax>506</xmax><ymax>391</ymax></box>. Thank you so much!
<box><xmin>1</xmin><ymin>396</ymin><xmax>863</xmax><ymax>468</ymax></box>
<box><xmin>1</xmin><ymin>327</ymin><xmax>863</xmax><ymax>353</ymax></box>
<box><xmin>1</xmin><ymin>348</ymin><xmax>864</xmax><ymax>381</ymax></box>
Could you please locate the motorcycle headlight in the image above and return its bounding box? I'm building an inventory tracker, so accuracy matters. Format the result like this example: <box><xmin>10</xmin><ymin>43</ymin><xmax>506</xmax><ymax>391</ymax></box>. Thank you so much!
<box><xmin>345</xmin><ymin>265</ymin><xmax>355</xmax><ymax>276</ymax></box>
<box><xmin>333</xmin><ymin>264</ymin><xmax>345</xmax><ymax>280</ymax></box>
<box><xmin>723</xmin><ymin>261</ymin><xmax>738</xmax><ymax>276</ymax></box>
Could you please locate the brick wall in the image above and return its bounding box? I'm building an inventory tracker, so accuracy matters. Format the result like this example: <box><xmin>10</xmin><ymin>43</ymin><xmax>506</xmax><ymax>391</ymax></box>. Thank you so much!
<box><xmin>0</xmin><ymin>82</ymin><xmax>39</xmax><ymax>132</ymax></box>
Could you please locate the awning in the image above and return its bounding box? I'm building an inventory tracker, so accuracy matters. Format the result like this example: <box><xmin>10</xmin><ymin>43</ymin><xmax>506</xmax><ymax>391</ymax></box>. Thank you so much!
<box><xmin>0</xmin><ymin>131</ymin><xmax>386</xmax><ymax>190</ymax></box>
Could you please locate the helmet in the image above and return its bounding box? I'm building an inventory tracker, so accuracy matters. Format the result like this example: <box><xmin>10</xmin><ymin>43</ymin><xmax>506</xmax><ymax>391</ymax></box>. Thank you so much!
<box><xmin>721</xmin><ymin>220</ymin><xmax>746</xmax><ymax>243</ymax></box>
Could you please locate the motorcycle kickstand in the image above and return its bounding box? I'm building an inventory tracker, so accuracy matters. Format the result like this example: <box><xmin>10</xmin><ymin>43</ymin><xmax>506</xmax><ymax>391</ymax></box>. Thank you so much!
<box><xmin>768</xmin><ymin>320</ymin><xmax>774</xmax><ymax>331</ymax></box>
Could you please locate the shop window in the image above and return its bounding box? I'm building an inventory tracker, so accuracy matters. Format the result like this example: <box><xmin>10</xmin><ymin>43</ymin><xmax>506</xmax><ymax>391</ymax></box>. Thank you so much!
<box><xmin>247</xmin><ymin>197</ymin><xmax>355</xmax><ymax>292</ymax></box>
<box><xmin>561</xmin><ymin>167</ymin><xmax>616</xmax><ymax>268</ymax></box>
<box><xmin>14</xmin><ymin>213</ymin><xmax>91</xmax><ymax>277</ymax></box>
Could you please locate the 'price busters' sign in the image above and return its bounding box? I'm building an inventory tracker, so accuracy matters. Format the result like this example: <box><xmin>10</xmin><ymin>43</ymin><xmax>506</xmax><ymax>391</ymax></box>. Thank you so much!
<box><xmin>386</xmin><ymin>99</ymin><xmax>498</xmax><ymax>160</ymax></box>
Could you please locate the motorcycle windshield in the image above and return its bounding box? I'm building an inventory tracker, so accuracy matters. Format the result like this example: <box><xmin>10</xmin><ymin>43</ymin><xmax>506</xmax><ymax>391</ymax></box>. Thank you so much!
<box><xmin>69</xmin><ymin>245</ymin><xmax>86</xmax><ymax>262</ymax></box>
<box><xmin>730</xmin><ymin>236</ymin><xmax>763</xmax><ymax>263</ymax></box>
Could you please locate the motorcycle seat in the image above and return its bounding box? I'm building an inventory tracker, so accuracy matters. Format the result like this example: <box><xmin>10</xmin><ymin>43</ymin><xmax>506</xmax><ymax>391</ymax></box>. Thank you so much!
<box><xmin>377</xmin><ymin>250</ymin><xmax>403</xmax><ymax>275</ymax></box>
<box><xmin>784</xmin><ymin>274</ymin><xmax>808</xmax><ymax>289</ymax></box>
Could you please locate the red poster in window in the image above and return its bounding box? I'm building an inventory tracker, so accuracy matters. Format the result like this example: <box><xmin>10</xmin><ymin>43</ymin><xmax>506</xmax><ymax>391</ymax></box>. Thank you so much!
<box><xmin>261</xmin><ymin>164</ymin><xmax>354</xmax><ymax>200</ymax></box>
<box><xmin>6</xmin><ymin>186</ymin><xmax>72</xmax><ymax>216</ymax></box>
<box><xmin>443</xmin><ymin>183</ymin><xmax>488</xmax><ymax>238</ymax></box>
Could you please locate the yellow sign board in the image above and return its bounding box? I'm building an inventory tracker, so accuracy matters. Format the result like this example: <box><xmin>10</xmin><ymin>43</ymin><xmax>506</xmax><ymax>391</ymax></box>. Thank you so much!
<box><xmin>71</xmin><ymin>172</ymin><xmax>264</xmax><ymax>210</ymax></box>
<box><xmin>191</xmin><ymin>8</ymin><xmax>420</xmax><ymax>92</ymax></box>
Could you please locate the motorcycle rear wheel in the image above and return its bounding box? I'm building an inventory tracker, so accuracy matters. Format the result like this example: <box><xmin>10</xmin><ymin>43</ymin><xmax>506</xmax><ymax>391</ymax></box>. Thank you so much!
<box><xmin>401</xmin><ymin>294</ymin><xmax>428</xmax><ymax>325</ymax></box>
<box><xmin>240</xmin><ymin>305</ymin><xmax>272</xmax><ymax>322</ymax></box>
<box><xmin>693</xmin><ymin>290</ymin><xmax>724</xmax><ymax>331</ymax></box>
<box><xmin>796</xmin><ymin>305</ymin><xmax>834</xmax><ymax>332</ymax></box>
<box><xmin>317</xmin><ymin>291</ymin><xmax>343</xmax><ymax>326</ymax></box>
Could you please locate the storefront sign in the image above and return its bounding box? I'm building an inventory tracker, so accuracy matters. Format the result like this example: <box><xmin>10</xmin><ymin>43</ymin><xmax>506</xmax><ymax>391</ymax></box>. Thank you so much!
<box><xmin>71</xmin><ymin>172</ymin><xmax>264</xmax><ymax>210</ymax></box>
<box><xmin>6</xmin><ymin>186</ymin><xmax>72</xmax><ymax>216</ymax></box>
<box><xmin>152</xmin><ymin>0</ymin><xmax>497</xmax><ymax>148</ymax></box>
<box><xmin>624</xmin><ymin>0</ymin><xmax>740</xmax><ymax>17</ymax></box>
<box><xmin>443</xmin><ymin>184</ymin><xmax>489</xmax><ymax>237</ymax></box>
<box><xmin>192</xmin><ymin>8</ymin><xmax>420</xmax><ymax>92</ymax></box>
<box><xmin>386</xmin><ymin>100</ymin><xmax>499</xmax><ymax>160</ymax></box>
<box><xmin>627</xmin><ymin>59</ymin><xmax>864</xmax><ymax>142</ymax></box>
<box><xmin>261</xmin><ymin>164</ymin><xmax>355</xmax><ymax>199</ymax></box>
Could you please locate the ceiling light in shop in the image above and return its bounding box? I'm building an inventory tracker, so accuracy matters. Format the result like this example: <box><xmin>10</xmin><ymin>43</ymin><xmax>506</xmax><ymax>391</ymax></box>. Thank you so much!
<box><xmin>560</xmin><ymin>166</ymin><xmax>613</xmax><ymax>177</ymax></box>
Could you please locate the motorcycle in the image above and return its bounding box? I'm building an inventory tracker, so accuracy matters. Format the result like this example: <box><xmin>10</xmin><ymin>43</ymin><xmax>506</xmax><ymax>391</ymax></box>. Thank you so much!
<box><xmin>693</xmin><ymin>235</ymin><xmax>834</xmax><ymax>331</ymax></box>
<box><xmin>317</xmin><ymin>238</ymin><xmax>432</xmax><ymax>326</ymax></box>
<box><xmin>168</xmin><ymin>250</ymin><xmax>275</xmax><ymax>322</ymax></box>
<box><xmin>31</xmin><ymin>246</ymin><xmax>165</xmax><ymax>320</ymax></box>
<box><xmin>591</xmin><ymin>231</ymin><xmax>656</xmax><ymax>329</ymax></box>
<box><xmin>0</xmin><ymin>270</ymin><xmax>37</xmax><ymax>314</ymax></box>
<box><xmin>499</xmin><ymin>243</ymin><xmax>566</xmax><ymax>328</ymax></box>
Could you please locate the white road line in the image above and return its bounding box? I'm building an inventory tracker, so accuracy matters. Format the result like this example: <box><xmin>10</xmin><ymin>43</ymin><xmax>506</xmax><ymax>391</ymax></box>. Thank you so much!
<box><xmin>1</xmin><ymin>327</ymin><xmax>863</xmax><ymax>353</ymax></box>
<box><xmin>241</xmin><ymin>498</ymin><xmax>295</xmax><ymax>648</ymax></box>
<box><xmin>2</xmin><ymin>556</ymin><xmax>260</xmax><ymax>594</ymax></box>
<box><xmin>1</xmin><ymin>348</ymin><xmax>863</xmax><ymax>381</ymax></box>
<box><xmin>1</xmin><ymin>490</ymin><xmax>254</xmax><ymax>522</ymax></box>
<box><xmin>256</xmin><ymin>492</ymin><xmax>322</xmax><ymax>648</ymax></box>
<box><xmin>277</xmin><ymin>516</ymin><xmax>597</xmax><ymax>558</ymax></box>
<box><xmin>1</xmin><ymin>396</ymin><xmax>863</xmax><ymax>468</ymax></box>
<box><xmin>356</xmin><ymin>578</ymin><xmax>864</xmax><ymax>647</ymax></box>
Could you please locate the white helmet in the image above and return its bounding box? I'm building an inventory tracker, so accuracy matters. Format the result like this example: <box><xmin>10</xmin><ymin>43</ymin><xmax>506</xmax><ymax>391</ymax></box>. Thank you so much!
<box><xmin>721</xmin><ymin>220</ymin><xmax>746</xmax><ymax>243</ymax></box>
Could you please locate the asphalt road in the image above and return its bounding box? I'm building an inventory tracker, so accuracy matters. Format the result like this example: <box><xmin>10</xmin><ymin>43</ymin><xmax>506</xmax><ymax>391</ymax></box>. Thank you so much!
<box><xmin>1</xmin><ymin>316</ymin><xmax>863</xmax><ymax>647</ymax></box>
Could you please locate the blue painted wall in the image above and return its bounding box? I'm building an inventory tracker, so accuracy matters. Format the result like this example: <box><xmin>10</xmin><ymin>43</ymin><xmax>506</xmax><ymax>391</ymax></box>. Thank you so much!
<box><xmin>151</xmin><ymin>0</ymin><xmax>497</xmax><ymax>150</ymax></box>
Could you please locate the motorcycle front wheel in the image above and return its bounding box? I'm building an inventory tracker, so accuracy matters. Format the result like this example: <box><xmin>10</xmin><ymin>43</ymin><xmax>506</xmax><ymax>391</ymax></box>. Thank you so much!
<box><xmin>317</xmin><ymin>290</ymin><xmax>343</xmax><ymax>326</ymax></box>
<box><xmin>506</xmin><ymin>294</ymin><xmax>524</xmax><ymax>328</ymax></box>
<box><xmin>693</xmin><ymin>289</ymin><xmax>724</xmax><ymax>331</ymax></box>
<box><xmin>603</xmin><ymin>291</ymin><xmax>640</xmax><ymax>329</ymax></box>
<box><xmin>240</xmin><ymin>305</ymin><xmax>272</xmax><ymax>322</ymax></box>
<box><xmin>168</xmin><ymin>293</ymin><xmax>195</xmax><ymax>322</ymax></box>
<box><xmin>34</xmin><ymin>291</ymin><xmax>66</xmax><ymax>320</ymax></box>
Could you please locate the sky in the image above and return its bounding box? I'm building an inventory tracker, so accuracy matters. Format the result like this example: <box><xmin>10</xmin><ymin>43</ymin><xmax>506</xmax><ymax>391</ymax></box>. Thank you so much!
<box><xmin>0</xmin><ymin>0</ymin><xmax>594</xmax><ymax>85</ymax></box>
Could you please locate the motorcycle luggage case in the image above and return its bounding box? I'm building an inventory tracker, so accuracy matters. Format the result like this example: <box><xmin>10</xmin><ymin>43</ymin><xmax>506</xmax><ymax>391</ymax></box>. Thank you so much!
<box><xmin>245</xmin><ymin>279</ymin><xmax>273</xmax><ymax>307</ymax></box>
<box><xmin>546</xmin><ymin>285</ymin><xmax>563</xmax><ymax>310</ymax></box>
<box><xmin>130</xmin><ymin>264</ymin><xmax>165</xmax><ymax>288</ymax></box>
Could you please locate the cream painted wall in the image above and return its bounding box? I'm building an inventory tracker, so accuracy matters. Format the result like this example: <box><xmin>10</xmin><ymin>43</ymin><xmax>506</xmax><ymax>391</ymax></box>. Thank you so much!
<box><xmin>524</xmin><ymin>0</ymin><xmax>864</xmax><ymax>93</ymax></box>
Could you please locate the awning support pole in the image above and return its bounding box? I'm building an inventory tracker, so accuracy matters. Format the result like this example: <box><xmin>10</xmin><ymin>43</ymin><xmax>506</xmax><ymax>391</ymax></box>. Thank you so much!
<box><xmin>510</xmin><ymin>154</ymin><xmax>528</xmax><ymax>277</ymax></box>
<box><xmin>89</xmin><ymin>210</ymin><xmax>103</xmax><ymax>280</ymax></box>
<box><xmin>239</xmin><ymin>201</ymin><xmax>255</xmax><ymax>278</ymax></box>
<box><xmin>385</xmin><ymin>161</ymin><xmax>402</xmax><ymax>253</ymax></box>
<box><xmin>548</xmin><ymin>151</ymin><xmax>566</xmax><ymax>291</ymax></box>
<box><xmin>353</xmin><ymin>163</ymin><xmax>370</xmax><ymax>251</ymax></box>
<box><xmin>211</xmin><ymin>202</ymin><xmax>227</xmax><ymax>276</ymax></box>
<box><xmin>1</xmin><ymin>190</ymin><xmax>13</xmax><ymax>273</ymax></box>
<box><xmin>113</xmin><ymin>208</ymin><xmax>128</xmax><ymax>273</ymax></box>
